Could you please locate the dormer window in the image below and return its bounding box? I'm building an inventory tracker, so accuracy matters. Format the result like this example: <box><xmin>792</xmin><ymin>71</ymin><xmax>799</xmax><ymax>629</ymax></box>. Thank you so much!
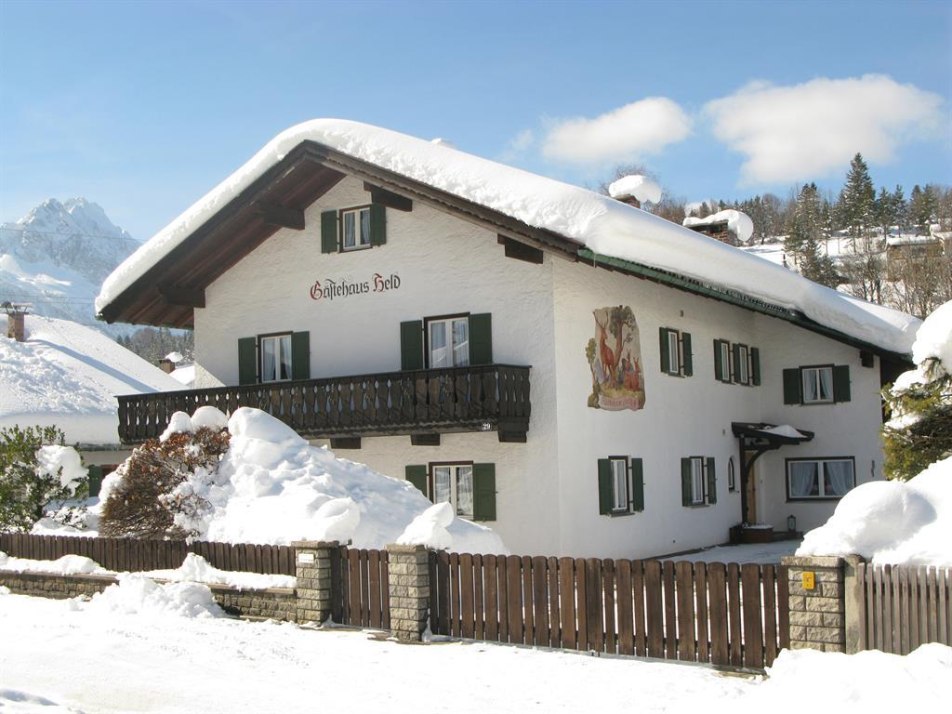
<box><xmin>341</xmin><ymin>207</ymin><xmax>371</xmax><ymax>251</ymax></box>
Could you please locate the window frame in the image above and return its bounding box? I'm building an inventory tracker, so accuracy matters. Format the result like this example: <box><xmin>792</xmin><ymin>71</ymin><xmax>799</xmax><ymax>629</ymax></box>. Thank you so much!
<box><xmin>689</xmin><ymin>456</ymin><xmax>706</xmax><ymax>506</ymax></box>
<box><xmin>258</xmin><ymin>331</ymin><xmax>293</xmax><ymax>383</ymax></box>
<box><xmin>428</xmin><ymin>460</ymin><xmax>476</xmax><ymax>519</ymax></box>
<box><xmin>609</xmin><ymin>456</ymin><xmax>630</xmax><ymax>514</ymax></box>
<box><xmin>424</xmin><ymin>312</ymin><xmax>471</xmax><ymax>369</ymax></box>
<box><xmin>715</xmin><ymin>339</ymin><xmax>731</xmax><ymax>382</ymax></box>
<box><xmin>340</xmin><ymin>205</ymin><xmax>372</xmax><ymax>252</ymax></box>
<box><xmin>734</xmin><ymin>344</ymin><xmax>750</xmax><ymax>385</ymax></box>
<box><xmin>660</xmin><ymin>326</ymin><xmax>692</xmax><ymax>377</ymax></box>
<box><xmin>801</xmin><ymin>365</ymin><xmax>835</xmax><ymax>404</ymax></box>
<box><xmin>786</xmin><ymin>457</ymin><xmax>856</xmax><ymax>501</ymax></box>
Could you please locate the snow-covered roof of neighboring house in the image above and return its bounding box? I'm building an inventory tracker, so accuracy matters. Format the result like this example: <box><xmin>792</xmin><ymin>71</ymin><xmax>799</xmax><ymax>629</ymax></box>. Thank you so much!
<box><xmin>95</xmin><ymin>119</ymin><xmax>919</xmax><ymax>357</ymax></box>
<box><xmin>0</xmin><ymin>315</ymin><xmax>186</xmax><ymax>446</ymax></box>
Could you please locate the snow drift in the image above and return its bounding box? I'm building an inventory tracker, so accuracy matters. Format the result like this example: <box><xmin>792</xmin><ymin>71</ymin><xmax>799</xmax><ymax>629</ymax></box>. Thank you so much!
<box><xmin>100</xmin><ymin>406</ymin><xmax>507</xmax><ymax>554</ymax></box>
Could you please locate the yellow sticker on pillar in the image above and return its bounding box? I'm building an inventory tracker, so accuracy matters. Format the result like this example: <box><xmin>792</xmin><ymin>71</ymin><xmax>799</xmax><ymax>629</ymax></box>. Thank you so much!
<box><xmin>802</xmin><ymin>571</ymin><xmax>816</xmax><ymax>590</ymax></box>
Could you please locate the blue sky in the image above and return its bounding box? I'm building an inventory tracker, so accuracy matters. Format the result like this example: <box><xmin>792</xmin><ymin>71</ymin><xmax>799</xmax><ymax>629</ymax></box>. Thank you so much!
<box><xmin>1</xmin><ymin>0</ymin><xmax>950</xmax><ymax>241</ymax></box>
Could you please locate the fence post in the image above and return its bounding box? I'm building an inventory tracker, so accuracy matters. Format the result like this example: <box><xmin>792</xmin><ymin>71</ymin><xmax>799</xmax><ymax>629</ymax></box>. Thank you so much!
<box><xmin>292</xmin><ymin>540</ymin><xmax>338</xmax><ymax>625</ymax></box>
<box><xmin>387</xmin><ymin>544</ymin><xmax>431</xmax><ymax>642</ymax></box>
<box><xmin>843</xmin><ymin>554</ymin><xmax>865</xmax><ymax>654</ymax></box>
<box><xmin>781</xmin><ymin>555</ymin><xmax>846</xmax><ymax>652</ymax></box>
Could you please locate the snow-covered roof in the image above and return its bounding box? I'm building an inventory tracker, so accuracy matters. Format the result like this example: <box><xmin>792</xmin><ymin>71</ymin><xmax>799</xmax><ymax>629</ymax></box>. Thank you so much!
<box><xmin>0</xmin><ymin>315</ymin><xmax>186</xmax><ymax>445</ymax></box>
<box><xmin>683</xmin><ymin>209</ymin><xmax>754</xmax><ymax>243</ymax></box>
<box><xmin>95</xmin><ymin>119</ymin><xmax>919</xmax><ymax>356</ymax></box>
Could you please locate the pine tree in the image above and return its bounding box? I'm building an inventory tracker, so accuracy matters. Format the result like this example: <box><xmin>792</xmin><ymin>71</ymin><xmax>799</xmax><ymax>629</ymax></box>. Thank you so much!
<box><xmin>838</xmin><ymin>153</ymin><xmax>877</xmax><ymax>242</ymax></box>
<box><xmin>787</xmin><ymin>183</ymin><xmax>838</xmax><ymax>287</ymax></box>
<box><xmin>837</xmin><ymin>154</ymin><xmax>885</xmax><ymax>303</ymax></box>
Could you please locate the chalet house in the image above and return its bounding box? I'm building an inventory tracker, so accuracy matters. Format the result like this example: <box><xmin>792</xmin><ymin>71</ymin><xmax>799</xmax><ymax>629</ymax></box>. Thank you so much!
<box><xmin>95</xmin><ymin>120</ymin><xmax>919</xmax><ymax>558</ymax></box>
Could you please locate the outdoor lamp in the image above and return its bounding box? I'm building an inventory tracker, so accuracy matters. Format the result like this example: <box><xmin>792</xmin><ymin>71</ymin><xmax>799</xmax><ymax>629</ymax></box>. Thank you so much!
<box><xmin>787</xmin><ymin>514</ymin><xmax>797</xmax><ymax>532</ymax></box>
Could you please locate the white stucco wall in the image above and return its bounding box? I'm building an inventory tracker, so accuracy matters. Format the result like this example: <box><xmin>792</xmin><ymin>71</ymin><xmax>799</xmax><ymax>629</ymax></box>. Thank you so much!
<box><xmin>194</xmin><ymin>176</ymin><xmax>563</xmax><ymax>554</ymax></box>
<box><xmin>549</xmin><ymin>258</ymin><xmax>886</xmax><ymax>558</ymax></box>
<box><xmin>190</xmin><ymin>175</ymin><xmax>890</xmax><ymax>559</ymax></box>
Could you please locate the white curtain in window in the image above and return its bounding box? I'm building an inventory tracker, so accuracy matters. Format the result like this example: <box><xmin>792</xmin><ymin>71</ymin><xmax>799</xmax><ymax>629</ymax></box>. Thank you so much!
<box><xmin>456</xmin><ymin>466</ymin><xmax>474</xmax><ymax>518</ymax></box>
<box><xmin>433</xmin><ymin>467</ymin><xmax>451</xmax><ymax>505</ymax></box>
<box><xmin>612</xmin><ymin>460</ymin><xmax>627</xmax><ymax>510</ymax></box>
<box><xmin>343</xmin><ymin>212</ymin><xmax>355</xmax><ymax>249</ymax></box>
<box><xmin>818</xmin><ymin>367</ymin><xmax>833</xmax><ymax>401</ymax></box>
<box><xmin>452</xmin><ymin>318</ymin><xmax>469</xmax><ymax>366</ymax></box>
<box><xmin>278</xmin><ymin>335</ymin><xmax>292</xmax><ymax>380</ymax></box>
<box><xmin>824</xmin><ymin>460</ymin><xmax>854</xmax><ymax>496</ymax></box>
<box><xmin>802</xmin><ymin>371</ymin><xmax>818</xmax><ymax>402</ymax></box>
<box><xmin>359</xmin><ymin>208</ymin><xmax>370</xmax><ymax>245</ymax></box>
<box><xmin>789</xmin><ymin>462</ymin><xmax>818</xmax><ymax>497</ymax></box>
<box><xmin>262</xmin><ymin>339</ymin><xmax>277</xmax><ymax>382</ymax></box>
<box><xmin>429</xmin><ymin>322</ymin><xmax>449</xmax><ymax>368</ymax></box>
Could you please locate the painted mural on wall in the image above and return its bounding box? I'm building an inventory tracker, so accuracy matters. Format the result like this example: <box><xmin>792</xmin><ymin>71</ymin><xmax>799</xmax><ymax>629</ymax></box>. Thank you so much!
<box><xmin>586</xmin><ymin>306</ymin><xmax>645</xmax><ymax>411</ymax></box>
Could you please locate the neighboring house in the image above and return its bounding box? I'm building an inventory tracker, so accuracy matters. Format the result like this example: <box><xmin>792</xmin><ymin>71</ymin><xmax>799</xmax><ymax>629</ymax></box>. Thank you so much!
<box><xmin>0</xmin><ymin>311</ymin><xmax>186</xmax><ymax>493</ymax></box>
<box><xmin>94</xmin><ymin>120</ymin><xmax>919</xmax><ymax>558</ymax></box>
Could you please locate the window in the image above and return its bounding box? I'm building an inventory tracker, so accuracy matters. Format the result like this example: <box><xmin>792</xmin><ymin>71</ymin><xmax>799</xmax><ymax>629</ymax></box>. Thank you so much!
<box><xmin>681</xmin><ymin>456</ymin><xmax>716</xmax><ymax>506</ymax></box>
<box><xmin>400</xmin><ymin>313</ymin><xmax>492</xmax><ymax>370</ymax></box>
<box><xmin>802</xmin><ymin>366</ymin><xmax>833</xmax><ymax>403</ymax></box>
<box><xmin>715</xmin><ymin>340</ymin><xmax>731</xmax><ymax>382</ymax></box>
<box><xmin>341</xmin><ymin>207</ymin><xmax>371</xmax><ymax>251</ymax></box>
<box><xmin>783</xmin><ymin>365</ymin><xmax>851</xmax><ymax>404</ymax></box>
<box><xmin>427</xmin><ymin>316</ymin><xmax>469</xmax><ymax>368</ymax></box>
<box><xmin>320</xmin><ymin>205</ymin><xmax>386</xmax><ymax>253</ymax></box>
<box><xmin>786</xmin><ymin>458</ymin><xmax>855</xmax><ymax>499</ymax></box>
<box><xmin>260</xmin><ymin>334</ymin><xmax>292</xmax><ymax>382</ymax></box>
<box><xmin>433</xmin><ymin>463</ymin><xmax>474</xmax><ymax>518</ymax></box>
<box><xmin>237</xmin><ymin>332</ymin><xmax>310</xmax><ymax>385</ymax></box>
<box><xmin>713</xmin><ymin>339</ymin><xmax>761</xmax><ymax>385</ymax></box>
<box><xmin>405</xmin><ymin>463</ymin><xmax>496</xmax><ymax>521</ymax></box>
<box><xmin>597</xmin><ymin>456</ymin><xmax>644</xmax><ymax>515</ymax></box>
<box><xmin>659</xmin><ymin>327</ymin><xmax>692</xmax><ymax>377</ymax></box>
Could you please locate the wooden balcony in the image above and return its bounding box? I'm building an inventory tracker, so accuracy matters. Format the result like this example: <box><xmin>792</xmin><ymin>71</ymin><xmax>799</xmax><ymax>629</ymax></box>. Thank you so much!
<box><xmin>117</xmin><ymin>364</ymin><xmax>531</xmax><ymax>445</ymax></box>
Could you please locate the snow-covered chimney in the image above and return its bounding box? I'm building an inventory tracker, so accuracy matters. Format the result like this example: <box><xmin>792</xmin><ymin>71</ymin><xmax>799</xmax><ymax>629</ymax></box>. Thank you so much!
<box><xmin>157</xmin><ymin>358</ymin><xmax>175</xmax><ymax>373</ymax></box>
<box><xmin>2</xmin><ymin>302</ymin><xmax>30</xmax><ymax>342</ymax></box>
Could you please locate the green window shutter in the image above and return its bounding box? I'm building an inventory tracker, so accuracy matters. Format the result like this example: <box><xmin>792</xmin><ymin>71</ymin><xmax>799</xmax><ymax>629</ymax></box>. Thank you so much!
<box><xmin>713</xmin><ymin>340</ymin><xmax>724</xmax><ymax>381</ymax></box>
<box><xmin>706</xmin><ymin>457</ymin><xmax>717</xmax><ymax>504</ymax></box>
<box><xmin>681</xmin><ymin>332</ymin><xmax>693</xmax><ymax>376</ymax></box>
<box><xmin>468</xmin><ymin>313</ymin><xmax>493</xmax><ymax>365</ymax></box>
<box><xmin>87</xmin><ymin>465</ymin><xmax>104</xmax><ymax>498</ymax></box>
<box><xmin>472</xmin><ymin>463</ymin><xmax>496</xmax><ymax>521</ymax></box>
<box><xmin>833</xmin><ymin>365</ymin><xmax>851</xmax><ymax>402</ymax></box>
<box><xmin>405</xmin><ymin>465</ymin><xmax>428</xmax><ymax>497</ymax></box>
<box><xmin>659</xmin><ymin>327</ymin><xmax>670</xmax><ymax>372</ymax></box>
<box><xmin>400</xmin><ymin>320</ymin><xmax>423</xmax><ymax>370</ymax></box>
<box><xmin>681</xmin><ymin>458</ymin><xmax>693</xmax><ymax>506</ymax></box>
<box><xmin>750</xmin><ymin>348</ymin><xmax>761</xmax><ymax>386</ymax></box>
<box><xmin>369</xmin><ymin>203</ymin><xmax>387</xmax><ymax>246</ymax></box>
<box><xmin>731</xmin><ymin>343</ymin><xmax>742</xmax><ymax>383</ymax></box>
<box><xmin>238</xmin><ymin>337</ymin><xmax>257</xmax><ymax>385</ymax></box>
<box><xmin>291</xmin><ymin>331</ymin><xmax>310</xmax><ymax>380</ymax></box>
<box><xmin>321</xmin><ymin>210</ymin><xmax>338</xmax><ymax>253</ymax></box>
<box><xmin>597</xmin><ymin>458</ymin><xmax>613</xmax><ymax>515</ymax></box>
<box><xmin>631</xmin><ymin>458</ymin><xmax>644</xmax><ymax>512</ymax></box>
<box><xmin>783</xmin><ymin>368</ymin><xmax>801</xmax><ymax>404</ymax></box>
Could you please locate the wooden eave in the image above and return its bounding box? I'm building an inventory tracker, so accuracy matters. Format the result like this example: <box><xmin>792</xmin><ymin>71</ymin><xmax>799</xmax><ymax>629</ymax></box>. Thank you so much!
<box><xmin>98</xmin><ymin>141</ymin><xmax>579</xmax><ymax>328</ymax></box>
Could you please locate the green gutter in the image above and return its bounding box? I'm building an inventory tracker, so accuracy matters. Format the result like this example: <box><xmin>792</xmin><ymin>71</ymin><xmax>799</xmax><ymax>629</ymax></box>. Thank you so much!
<box><xmin>578</xmin><ymin>248</ymin><xmax>911</xmax><ymax>364</ymax></box>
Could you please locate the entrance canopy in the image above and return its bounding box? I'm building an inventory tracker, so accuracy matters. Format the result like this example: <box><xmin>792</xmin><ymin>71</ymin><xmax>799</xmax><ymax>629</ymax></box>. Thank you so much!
<box><xmin>731</xmin><ymin>422</ymin><xmax>814</xmax><ymax>525</ymax></box>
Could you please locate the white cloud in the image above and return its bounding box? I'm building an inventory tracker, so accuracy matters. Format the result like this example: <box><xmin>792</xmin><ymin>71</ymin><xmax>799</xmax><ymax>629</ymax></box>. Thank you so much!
<box><xmin>705</xmin><ymin>75</ymin><xmax>946</xmax><ymax>184</ymax></box>
<box><xmin>541</xmin><ymin>98</ymin><xmax>692</xmax><ymax>165</ymax></box>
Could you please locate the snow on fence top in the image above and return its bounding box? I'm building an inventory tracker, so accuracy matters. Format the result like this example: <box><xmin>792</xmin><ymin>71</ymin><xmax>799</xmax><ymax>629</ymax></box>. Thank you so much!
<box><xmin>95</xmin><ymin>119</ymin><xmax>919</xmax><ymax>355</ymax></box>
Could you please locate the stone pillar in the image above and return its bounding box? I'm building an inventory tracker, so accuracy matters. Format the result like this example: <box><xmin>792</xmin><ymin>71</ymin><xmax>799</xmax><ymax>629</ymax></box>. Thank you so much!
<box><xmin>387</xmin><ymin>544</ymin><xmax>430</xmax><ymax>642</ymax></box>
<box><xmin>782</xmin><ymin>555</ymin><xmax>846</xmax><ymax>652</ymax></box>
<box><xmin>292</xmin><ymin>540</ymin><xmax>338</xmax><ymax>625</ymax></box>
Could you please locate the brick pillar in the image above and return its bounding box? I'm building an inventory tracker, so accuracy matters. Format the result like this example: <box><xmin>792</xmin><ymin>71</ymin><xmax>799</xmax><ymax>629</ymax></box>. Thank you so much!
<box><xmin>387</xmin><ymin>544</ymin><xmax>431</xmax><ymax>642</ymax></box>
<box><xmin>781</xmin><ymin>555</ymin><xmax>847</xmax><ymax>652</ymax></box>
<box><xmin>292</xmin><ymin>540</ymin><xmax>338</xmax><ymax>625</ymax></box>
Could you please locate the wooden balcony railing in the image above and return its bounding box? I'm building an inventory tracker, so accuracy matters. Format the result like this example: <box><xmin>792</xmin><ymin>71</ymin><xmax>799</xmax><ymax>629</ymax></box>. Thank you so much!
<box><xmin>117</xmin><ymin>364</ymin><xmax>530</xmax><ymax>444</ymax></box>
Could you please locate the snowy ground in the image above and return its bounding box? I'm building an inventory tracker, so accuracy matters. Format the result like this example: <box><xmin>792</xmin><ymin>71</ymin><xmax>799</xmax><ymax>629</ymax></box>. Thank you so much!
<box><xmin>0</xmin><ymin>586</ymin><xmax>947</xmax><ymax>714</ymax></box>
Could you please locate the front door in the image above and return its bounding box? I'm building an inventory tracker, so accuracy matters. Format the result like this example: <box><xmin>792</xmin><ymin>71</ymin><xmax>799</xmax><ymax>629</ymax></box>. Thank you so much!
<box><xmin>745</xmin><ymin>461</ymin><xmax>758</xmax><ymax>523</ymax></box>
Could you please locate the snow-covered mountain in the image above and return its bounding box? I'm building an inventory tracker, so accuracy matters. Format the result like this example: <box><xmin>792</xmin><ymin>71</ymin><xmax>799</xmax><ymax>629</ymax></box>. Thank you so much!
<box><xmin>0</xmin><ymin>199</ymin><xmax>140</xmax><ymax>335</ymax></box>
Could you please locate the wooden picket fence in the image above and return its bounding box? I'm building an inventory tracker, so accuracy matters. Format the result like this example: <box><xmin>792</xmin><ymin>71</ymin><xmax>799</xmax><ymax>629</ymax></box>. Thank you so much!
<box><xmin>332</xmin><ymin>547</ymin><xmax>390</xmax><ymax>629</ymax></box>
<box><xmin>429</xmin><ymin>552</ymin><xmax>788</xmax><ymax>669</ymax></box>
<box><xmin>0</xmin><ymin>533</ymin><xmax>295</xmax><ymax>576</ymax></box>
<box><xmin>857</xmin><ymin>563</ymin><xmax>952</xmax><ymax>654</ymax></box>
